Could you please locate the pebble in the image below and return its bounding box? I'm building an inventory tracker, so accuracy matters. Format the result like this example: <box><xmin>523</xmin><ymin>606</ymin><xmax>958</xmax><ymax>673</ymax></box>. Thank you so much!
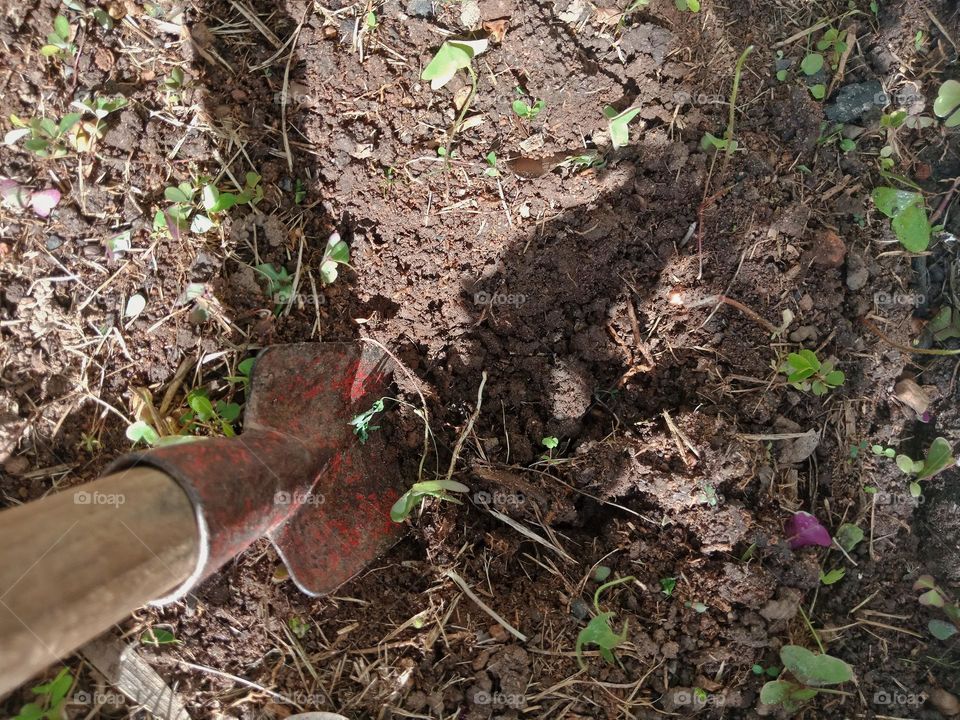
<box><xmin>798</xmin><ymin>294</ymin><xmax>814</xmax><ymax>312</ymax></box>
<box><xmin>570</xmin><ymin>598</ymin><xmax>590</xmax><ymax>620</ymax></box>
<box><xmin>406</xmin><ymin>0</ymin><xmax>434</xmax><ymax>17</ymax></box>
<box><xmin>811</xmin><ymin>229</ymin><xmax>846</xmax><ymax>268</ymax></box>
<box><xmin>825</xmin><ymin>81</ymin><xmax>884</xmax><ymax>123</ymax></box>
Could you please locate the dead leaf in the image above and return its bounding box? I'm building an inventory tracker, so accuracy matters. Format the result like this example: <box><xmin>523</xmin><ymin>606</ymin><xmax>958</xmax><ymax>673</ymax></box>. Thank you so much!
<box><xmin>595</xmin><ymin>7</ymin><xmax>623</xmax><ymax>24</ymax></box>
<box><xmin>453</xmin><ymin>85</ymin><xmax>472</xmax><ymax>111</ymax></box>
<box><xmin>459</xmin><ymin>114</ymin><xmax>485</xmax><ymax>131</ymax></box>
<box><xmin>778</xmin><ymin>428</ymin><xmax>819</xmax><ymax>465</ymax></box>
<box><xmin>482</xmin><ymin>19</ymin><xmax>508</xmax><ymax>42</ymax></box>
<box><xmin>893</xmin><ymin>378</ymin><xmax>931</xmax><ymax>418</ymax></box>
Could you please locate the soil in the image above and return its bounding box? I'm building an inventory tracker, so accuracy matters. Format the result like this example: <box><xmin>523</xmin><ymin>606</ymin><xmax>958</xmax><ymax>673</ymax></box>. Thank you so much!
<box><xmin>1</xmin><ymin>0</ymin><xmax>960</xmax><ymax>717</ymax></box>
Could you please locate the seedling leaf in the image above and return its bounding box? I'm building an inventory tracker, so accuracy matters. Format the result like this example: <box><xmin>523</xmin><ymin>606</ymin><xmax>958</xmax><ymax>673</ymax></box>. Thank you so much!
<box><xmin>779</xmin><ymin>645</ymin><xmax>853</xmax><ymax>686</ymax></box>
<box><xmin>835</xmin><ymin>523</ymin><xmax>864</xmax><ymax>552</ymax></box>
<box><xmin>421</xmin><ymin>40</ymin><xmax>487</xmax><ymax>90</ymax></box>
<box><xmin>801</xmin><ymin>53</ymin><xmax>824</xmax><ymax>75</ymax></box>
<box><xmin>929</xmin><ymin>619</ymin><xmax>958</xmax><ymax>640</ymax></box>
<box><xmin>917</xmin><ymin>437</ymin><xmax>955</xmax><ymax>479</ymax></box>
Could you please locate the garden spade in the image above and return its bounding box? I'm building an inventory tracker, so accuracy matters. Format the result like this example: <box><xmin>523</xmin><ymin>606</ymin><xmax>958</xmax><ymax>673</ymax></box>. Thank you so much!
<box><xmin>0</xmin><ymin>342</ymin><xmax>405</xmax><ymax>697</ymax></box>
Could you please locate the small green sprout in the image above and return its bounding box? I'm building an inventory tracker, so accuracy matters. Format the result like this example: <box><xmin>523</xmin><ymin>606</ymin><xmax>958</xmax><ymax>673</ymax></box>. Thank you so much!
<box><xmin>71</xmin><ymin>95</ymin><xmax>128</xmax><ymax>151</ymax></box>
<box><xmin>674</xmin><ymin>0</ymin><xmax>700</xmax><ymax>11</ymax></box>
<box><xmin>163</xmin><ymin>67</ymin><xmax>185</xmax><ymax>96</ymax></box>
<box><xmin>255</xmin><ymin>263</ymin><xmax>294</xmax><ymax>313</ymax></box>
<box><xmin>541</xmin><ymin>436</ymin><xmax>559</xmax><ymax>450</ymax></box>
<box><xmin>815</xmin><ymin>28</ymin><xmax>847</xmax><ymax>69</ymax></box>
<box><xmin>320</xmin><ymin>231</ymin><xmax>350</xmax><ymax>285</ymax></box>
<box><xmin>934</xmin><ymin>79</ymin><xmax>960</xmax><ymax>127</ymax></box>
<box><xmin>819</xmin><ymin>568</ymin><xmax>845</xmax><ymax>585</ymax></box>
<box><xmin>12</xmin><ymin>668</ymin><xmax>73</xmax><ymax>720</ymax></box>
<box><xmin>660</xmin><ymin>576</ymin><xmax>676</xmax><ymax>596</ymax></box>
<box><xmin>181</xmin><ymin>388</ymin><xmax>240</xmax><ymax>438</ymax></box>
<box><xmin>41</xmin><ymin>16</ymin><xmax>76</xmax><ymax>61</ymax></box>
<box><xmin>421</xmin><ymin>39</ymin><xmax>488</xmax><ymax>90</ymax></box>
<box><xmin>781</xmin><ymin>349</ymin><xmax>844</xmax><ymax>396</ymax></box>
<box><xmin>161</xmin><ymin>173</ymin><xmax>262</xmax><ymax>236</ymax></box>
<box><xmin>871</xmin><ymin>187</ymin><xmax>931</xmax><ymax>252</ymax></box>
<box><xmin>603</xmin><ymin>105</ymin><xmax>642</xmax><ymax>149</ymax></box>
<box><xmin>350</xmin><ymin>398</ymin><xmax>386</xmax><ymax>443</ymax></box>
<box><xmin>126</xmin><ymin>420</ymin><xmax>161</xmax><ymax>446</ymax></box>
<box><xmin>895</xmin><ymin>436</ymin><xmax>955</xmax><ymax>497</ymax></box>
<box><xmin>365</xmin><ymin>11</ymin><xmax>378</xmax><ymax>29</ymax></box>
<box><xmin>288</xmin><ymin>616</ymin><xmax>310</xmax><ymax>638</ymax></box>
<box><xmin>140</xmin><ymin>626</ymin><xmax>179</xmax><ymax>645</ymax></box>
<box><xmin>225</xmin><ymin>357</ymin><xmax>256</xmax><ymax>389</ymax></box>
<box><xmin>484</xmin><ymin>151</ymin><xmax>499</xmax><ymax>177</ymax></box>
<box><xmin>77</xmin><ymin>432</ymin><xmax>102</xmax><ymax>454</ymax></box>
<box><xmin>760</xmin><ymin>645</ymin><xmax>853</xmax><ymax>711</ymax></box>
<box><xmin>575</xmin><ymin>575</ymin><xmax>635</xmax><ymax>668</ymax></box>
<box><xmin>914</xmin><ymin>575</ymin><xmax>960</xmax><ymax>640</ymax></box>
<box><xmin>753</xmin><ymin>664</ymin><xmax>782</xmax><ymax>679</ymax></box>
<box><xmin>835</xmin><ymin>523</ymin><xmax>864</xmax><ymax>552</ymax></box>
<box><xmin>390</xmin><ymin>479</ymin><xmax>470</xmax><ymax>522</ymax></box>
<box><xmin>512</xmin><ymin>98</ymin><xmax>546</xmax><ymax>120</ymax></box>
<box><xmin>5</xmin><ymin>113</ymin><xmax>82</xmax><ymax>158</ymax></box>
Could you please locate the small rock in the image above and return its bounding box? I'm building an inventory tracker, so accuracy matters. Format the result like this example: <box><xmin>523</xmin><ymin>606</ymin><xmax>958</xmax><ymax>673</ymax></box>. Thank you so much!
<box><xmin>405</xmin><ymin>0</ymin><xmax>433</xmax><ymax>17</ymax></box>
<box><xmin>798</xmin><ymin>294</ymin><xmax>814</xmax><ymax>312</ymax></box>
<box><xmin>825</xmin><ymin>81</ymin><xmax>884</xmax><ymax>123</ymax></box>
<box><xmin>570</xmin><ymin>598</ymin><xmax>590</xmax><ymax>620</ymax></box>
<box><xmin>789</xmin><ymin>325</ymin><xmax>819</xmax><ymax>343</ymax></box>
<box><xmin>488</xmin><ymin>623</ymin><xmax>508</xmax><ymax>642</ymax></box>
<box><xmin>929</xmin><ymin>687</ymin><xmax>960</xmax><ymax>716</ymax></box>
<box><xmin>760</xmin><ymin>588</ymin><xmax>801</xmax><ymax>621</ymax></box>
<box><xmin>459</xmin><ymin>0</ymin><xmax>481</xmax><ymax>26</ymax></box>
<box><xmin>661</xmin><ymin>641</ymin><xmax>679</xmax><ymax>659</ymax></box>
<box><xmin>811</xmin><ymin>229</ymin><xmax>845</xmax><ymax>268</ymax></box>
<box><xmin>3</xmin><ymin>456</ymin><xmax>29</xmax><ymax>475</ymax></box>
<box><xmin>846</xmin><ymin>253</ymin><xmax>869</xmax><ymax>291</ymax></box>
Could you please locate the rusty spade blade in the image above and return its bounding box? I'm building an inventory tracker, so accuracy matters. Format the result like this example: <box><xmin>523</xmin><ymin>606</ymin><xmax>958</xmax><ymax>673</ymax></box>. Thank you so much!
<box><xmin>108</xmin><ymin>341</ymin><xmax>406</xmax><ymax>598</ymax></box>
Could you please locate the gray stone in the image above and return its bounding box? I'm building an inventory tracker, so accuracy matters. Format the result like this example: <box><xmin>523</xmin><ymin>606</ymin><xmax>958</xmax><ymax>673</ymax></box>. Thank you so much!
<box><xmin>825</xmin><ymin>81</ymin><xmax>884</xmax><ymax>123</ymax></box>
<box><xmin>406</xmin><ymin>0</ymin><xmax>434</xmax><ymax>17</ymax></box>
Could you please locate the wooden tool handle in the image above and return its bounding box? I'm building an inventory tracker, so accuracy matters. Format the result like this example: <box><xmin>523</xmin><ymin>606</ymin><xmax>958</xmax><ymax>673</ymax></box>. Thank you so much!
<box><xmin>0</xmin><ymin>467</ymin><xmax>199</xmax><ymax>698</ymax></box>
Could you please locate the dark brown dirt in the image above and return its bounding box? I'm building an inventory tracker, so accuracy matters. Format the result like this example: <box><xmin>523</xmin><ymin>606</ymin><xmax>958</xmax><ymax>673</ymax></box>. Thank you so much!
<box><xmin>2</xmin><ymin>0</ymin><xmax>960</xmax><ymax>717</ymax></box>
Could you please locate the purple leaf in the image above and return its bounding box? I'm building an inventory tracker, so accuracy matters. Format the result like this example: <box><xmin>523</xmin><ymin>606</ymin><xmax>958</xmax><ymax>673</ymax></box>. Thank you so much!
<box><xmin>786</xmin><ymin>511</ymin><xmax>832</xmax><ymax>550</ymax></box>
<box><xmin>30</xmin><ymin>188</ymin><xmax>61</xmax><ymax>218</ymax></box>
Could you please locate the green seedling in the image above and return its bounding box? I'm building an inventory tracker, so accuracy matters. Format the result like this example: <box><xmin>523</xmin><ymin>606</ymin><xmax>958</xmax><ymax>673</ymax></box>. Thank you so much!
<box><xmin>140</xmin><ymin>626</ymin><xmax>179</xmax><ymax>645</ymax></box>
<box><xmin>390</xmin><ymin>479</ymin><xmax>470</xmax><ymax>522</ymax></box>
<box><xmin>576</xmin><ymin>575</ymin><xmax>635</xmax><ymax>668</ymax></box>
<box><xmin>225</xmin><ymin>357</ymin><xmax>255</xmax><ymax>389</ymax></box>
<box><xmin>512</xmin><ymin>98</ymin><xmax>545</xmax><ymax>120</ymax></box>
<box><xmin>365</xmin><ymin>11</ymin><xmax>378</xmax><ymax>29</ymax></box>
<box><xmin>40</xmin><ymin>15</ymin><xmax>76</xmax><ymax>61</ymax></box>
<box><xmin>559</xmin><ymin>152</ymin><xmax>605</xmax><ymax>171</ymax></box>
<box><xmin>540</xmin><ymin>435</ymin><xmax>560</xmax><ymax>461</ymax></box>
<box><xmin>320</xmin><ymin>231</ymin><xmax>350</xmax><ymax>285</ymax></box>
<box><xmin>781</xmin><ymin>349</ymin><xmax>844</xmax><ymax>396</ymax></box>
<box><xmin>760</xmin><ymin>645</ymin><xmax>853</xmax><ymax>711</ymax></box>
<box><xmin>871</xmin><ymin>186</ymin><xmax>931</xmax><ymax>252</ymax></box>
<box><xmin>288</xmin><ymin>616</ymin><xmax>310</xmax><ymax>638</ymax></box>
<box><xmin>603</xmin><ymin>105</ymin><xmax>642</xmax><ymax>149</ymax></box>
<box><xmin>702</xmin><ymin>45</ymin><xmax>753</xmax><ymax>157</ymax></box>
<box><xmin>71</xmin><ymin>95</ymin><xmax>127</xmax><ymax>151</ymax></box>
<box><xmin>815</xmin><ymin>27</ymin><xmax>847</xmax><ymax>69</ymax></box>
<box><xmin>685</xmin><ymin>600</ymin><xmax>708</xmax><ymax>613</ymax></box>
<box><xmin>800</xmin><ymin>52</ymin><xmax>826</xmax><ymax>100</ymax></box>
<box><xmin>161</xmin><ymin>173</ymin><xmax>262</xmax><ymax>236</ymax></box>
<box><xmin>660</xmin><ymin>576</ymin><xmax>677</xmax><ymax>596</ymax></box>
<box><xmin>350</xmin><ymin>398</ymin><xmax>386</xmax><ymax>443</ymax></box>
<box><xmin>895</xmin><ymin>436</ymin><xmax>955</xmax><ymax>498</ymax></box>
<box><xmin>12</xmin><ymin>667</ymin><xmax>73</xmax><ymax>720</ymax></box>
<box><xmin>914</xmin><ymin>575</ymin><xmax>960</xmax><ymax>641</ymax></box>
<box><xmin>77</xmin><ymin>431</ymin><xmax>102</xmax><ymax>454</ymax></box>
<box><xmin>5</xmin><ymin>113</ymin><xmax>82</xmax><ymax>158</ymax></box>
<box><xmin>593</xmin><ymin>565</ymin><xmax>612</xmax><ymax>582</ymax></box>
<box><xmin>255</xmin><ymin>262</ymin><xmax>294</xmax><ymax>314</ymax></box>
<box><xmin>484</xmin><ymin>151</ymin><xmax>499</xmax><ymax>177</ymax></box>
<box><xmin>421</xmin><ymin>39</ymin><xmax>487</xmax><ymax>147</ymax></box>
<box><xmin>674</xmin><ymin>0</ymin><xmax>700</xmax><ymax>11</ymax></box>
<box><xmin>934</xmin><ymin>79</ymin><xmax>960</xmax><ymax>127</ymax></box>
<box><xmin>835</xmin><ymin>523</ymin><xmax>864</xmax><ymax>552</ymax></box>
<box><xmin>181</xmin><ymin>388</ymin><xmax>240</xmax><ymax>438</ymax></box>
<box><xmin>753</xmin><ymin>664</ymin><xmax>782</xmax><ymax>679</ymax></box>
<box><xmin>819</xmin><ymin>568</ymin><xmax>844</xmax><ymax>585</ymax></box>
<box><xmin>775</xmin><ymin>50</ymin><xmax>789</xmax><ymax>82</ymax></box>
<box><xmin>163</xmin><ymin>67</ymin><xmax>185</xmax><ymax>103</ymax></box>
